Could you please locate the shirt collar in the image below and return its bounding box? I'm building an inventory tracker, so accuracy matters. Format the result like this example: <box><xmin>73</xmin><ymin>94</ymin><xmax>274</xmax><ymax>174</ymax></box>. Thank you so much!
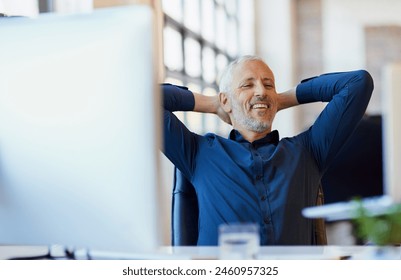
<box><xmin>229</xmin><ymin>129</ymin><xmax>280</xmax><ymax>145</ymax></box>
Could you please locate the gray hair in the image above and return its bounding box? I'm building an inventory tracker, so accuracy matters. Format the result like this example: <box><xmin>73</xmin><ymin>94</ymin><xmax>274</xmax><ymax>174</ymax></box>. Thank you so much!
<box><xmin>218</xmin><ymin>55</ymin><xmax>265</xmax><ymax>95</ymax></box>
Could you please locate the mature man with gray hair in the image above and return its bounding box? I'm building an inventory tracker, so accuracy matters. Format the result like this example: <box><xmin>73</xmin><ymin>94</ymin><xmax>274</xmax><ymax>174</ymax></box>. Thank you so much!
<box><xmin>162</xmin><ymin>55</ymin><xmax>373</xmax><ymax>246</ymax></box>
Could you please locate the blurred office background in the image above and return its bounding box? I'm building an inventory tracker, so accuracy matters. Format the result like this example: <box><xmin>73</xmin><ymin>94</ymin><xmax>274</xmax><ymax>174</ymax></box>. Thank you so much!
<box><xmin>1</xmin><ymin>0</ymin><xmax>400</xmax><ymax>244</ymax></box>
<box><xmin>3</xmin><ymin>0</ymin><xmax>401</xmax><ymax>135</ymax></box>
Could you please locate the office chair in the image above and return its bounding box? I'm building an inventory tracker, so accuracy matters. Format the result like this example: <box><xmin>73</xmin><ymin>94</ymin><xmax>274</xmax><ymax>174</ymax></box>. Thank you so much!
<box><xmin>171</xmin><ymin>167</ymin><xmax>327</xmax><ymax>246</ymax></box>
<box><xmin>171</xmin><ymin>167</ymin><xmax>199</xmax><ymax>245</ymax></box>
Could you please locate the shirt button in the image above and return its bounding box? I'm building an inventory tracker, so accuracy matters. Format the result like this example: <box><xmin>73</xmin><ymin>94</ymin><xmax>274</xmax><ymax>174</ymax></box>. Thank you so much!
<box><xmin>261</xmin><ymin>195</ymin><xmax>266</xmax><ymax>201</ymax></box>
<box><xmin>264</xmin><ymin>217</ymin><xmax>271</xmax><ymax>224</ymax></box>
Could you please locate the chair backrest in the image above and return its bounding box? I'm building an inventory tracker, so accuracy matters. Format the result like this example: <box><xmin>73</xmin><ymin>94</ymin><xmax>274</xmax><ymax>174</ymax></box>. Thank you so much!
<box><xmin>171</xmin><ymin>167</ymin><xmax>327</xmax><ymax>246</ymax></box>
<box><xmin>171</xmin><ymin>167</ymin><xmax>199</xmax><ymax>245</ymax></box>
<box><xmin>314</xmin><ymin>186</ymin><xmax>327</xmax><ymax>245</ymax></box>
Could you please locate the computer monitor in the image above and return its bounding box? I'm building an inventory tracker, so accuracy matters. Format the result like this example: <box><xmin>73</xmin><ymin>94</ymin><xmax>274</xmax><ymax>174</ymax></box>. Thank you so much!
<box><xmin>302</xmin><ymin>64</ymin><xmax>401</xmax><ymax>220</ymax></box>
<box><xmin>0</xmin><ymin>6</ymin><xmax>164</xmax><ymax>255</ymax></box>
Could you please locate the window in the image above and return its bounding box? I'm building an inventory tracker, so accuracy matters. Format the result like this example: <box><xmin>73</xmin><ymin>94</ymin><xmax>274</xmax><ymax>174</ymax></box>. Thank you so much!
<box><xmin>162</xmin><ymin>0</ymin><xmax>254</xmax><ymax>135</ymax></box>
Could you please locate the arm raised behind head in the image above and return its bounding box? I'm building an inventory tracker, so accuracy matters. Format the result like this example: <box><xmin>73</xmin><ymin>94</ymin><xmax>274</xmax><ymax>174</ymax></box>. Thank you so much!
<box><xmin>276</xmin><ymin>87</ymin><xmax>299</xmax><ymax>112</ymax></box>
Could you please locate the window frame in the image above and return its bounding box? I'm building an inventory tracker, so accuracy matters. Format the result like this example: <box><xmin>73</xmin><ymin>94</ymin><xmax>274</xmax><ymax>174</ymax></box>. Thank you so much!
<box><xmin>162</xmin><ymin>0</ymin><xmax>244</xmax><ymax>134</ymax></box>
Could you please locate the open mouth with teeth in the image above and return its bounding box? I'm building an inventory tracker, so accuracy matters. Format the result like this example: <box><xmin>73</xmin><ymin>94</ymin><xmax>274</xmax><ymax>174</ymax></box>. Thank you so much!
<box><xmin>251</xmin><ymin>103</ymin><xmax>270</xmax><ymax>109</ymax></box>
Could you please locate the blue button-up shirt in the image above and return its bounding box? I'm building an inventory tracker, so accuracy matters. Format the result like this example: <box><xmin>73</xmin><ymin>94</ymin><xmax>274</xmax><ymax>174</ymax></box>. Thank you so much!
<box><xmin>162</xmin><ymin>71</ymin><xmax>373</xmax><ymax>245</ymax></box>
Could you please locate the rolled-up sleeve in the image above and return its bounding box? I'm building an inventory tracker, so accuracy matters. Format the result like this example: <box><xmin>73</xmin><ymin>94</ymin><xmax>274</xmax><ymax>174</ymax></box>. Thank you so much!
<box><xmin>162</xmin><ymin>83</ymin><xmax>195</xmax><ymax>112</ymax></box>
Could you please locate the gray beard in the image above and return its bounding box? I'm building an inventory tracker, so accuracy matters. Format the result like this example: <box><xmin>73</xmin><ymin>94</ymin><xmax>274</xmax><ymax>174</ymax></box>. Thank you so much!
<box><xmin>231</xmin><ymin>102</ymin><xmax>270</xmax><ymax>133</ymax></box>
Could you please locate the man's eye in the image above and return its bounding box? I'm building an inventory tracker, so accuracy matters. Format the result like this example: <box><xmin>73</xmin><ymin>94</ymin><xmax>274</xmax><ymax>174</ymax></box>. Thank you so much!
<box><xmin>264</xmin><ymin>84</ymin><xmax>273</xmax><ymax>88</ymax></box>
<box><xmin>242</xmin><ymin>84</ymin><xmax>252</xmax><ymax>88</ymax></box>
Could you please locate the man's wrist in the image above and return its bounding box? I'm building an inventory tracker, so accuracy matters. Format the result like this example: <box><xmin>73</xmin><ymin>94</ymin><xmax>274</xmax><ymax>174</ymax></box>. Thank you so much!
<box><xmin>193</xmin><ymin>94</ymin><xmax>219</xmax><ymax>114</ymax></box>
<box><xmin>277</xmin><ymin>87</ymin><xmax>298</xmax><ymax>111</ymax></box>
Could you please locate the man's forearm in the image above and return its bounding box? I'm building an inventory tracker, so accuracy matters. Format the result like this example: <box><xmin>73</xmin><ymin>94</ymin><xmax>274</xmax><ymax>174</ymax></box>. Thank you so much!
<box><xmin>193</xmin><ymin>92</ymin><xmax>219</xmax><ymax>114</ymax></box>
<box><xmin>195</xmin><ymin>92</ymin><xmax>231</xmax><ymax>125</ymax></box>
<box><xmin>277</xmin><ymin>87</ymin><xmax>299</xmax><ymax>111</ymax></box>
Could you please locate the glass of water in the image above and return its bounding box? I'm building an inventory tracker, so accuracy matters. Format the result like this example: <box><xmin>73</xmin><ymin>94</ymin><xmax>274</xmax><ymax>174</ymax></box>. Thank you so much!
<box><xmin>218</xmin><ymin>223</ymin><xmax>260</xmax><ymax>259</ymax></box>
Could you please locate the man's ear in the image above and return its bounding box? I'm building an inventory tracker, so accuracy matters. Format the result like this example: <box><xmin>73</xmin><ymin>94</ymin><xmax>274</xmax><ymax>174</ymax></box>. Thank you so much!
<box><xmin>219</xmin><ymin>92</ymin><xmax>232</xmax><ymax>113</ymax></box>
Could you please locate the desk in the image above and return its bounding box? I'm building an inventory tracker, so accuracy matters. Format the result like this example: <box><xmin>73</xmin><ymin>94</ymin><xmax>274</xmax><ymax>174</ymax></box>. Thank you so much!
<box><xmin>0</xmin><ymin>246</ymin><xmax>49</xmax><ymax>260</ymax></box>
<box><xmin>162</xmin><ymin>246</ymin><xmax>401</xmax><ymax>260</ymax></box>
<box><xmin>1</xmin><ymin>245</ymin><xmax>400</xmax><ymax>260</ymax></box>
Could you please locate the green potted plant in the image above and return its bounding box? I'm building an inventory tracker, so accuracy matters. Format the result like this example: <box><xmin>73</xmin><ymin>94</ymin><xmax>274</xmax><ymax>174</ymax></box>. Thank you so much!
<box><xmin>353</xmin><ymin>201</ymin><xmax>401</xmax><ymax>245</ymax></box>
<box><xmin>352</xmin><ymin>200</ymin><xmax>401</xmax><ymax>259</ymax></box>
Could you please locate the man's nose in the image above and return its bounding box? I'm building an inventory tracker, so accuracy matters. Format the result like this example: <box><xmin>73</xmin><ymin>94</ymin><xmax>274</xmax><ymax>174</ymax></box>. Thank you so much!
<box><xmin>254</xmin><ymin>82</ymin><xmax>266</xmax><ymax>97</ymax></box>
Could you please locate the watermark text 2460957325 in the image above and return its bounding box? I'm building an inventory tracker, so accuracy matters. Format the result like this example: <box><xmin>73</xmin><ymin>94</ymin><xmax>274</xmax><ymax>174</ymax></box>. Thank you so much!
<box><xmin>122</xmin><ymin>266</ymin><xmax>278</xmax><ymax>277</ymax></box>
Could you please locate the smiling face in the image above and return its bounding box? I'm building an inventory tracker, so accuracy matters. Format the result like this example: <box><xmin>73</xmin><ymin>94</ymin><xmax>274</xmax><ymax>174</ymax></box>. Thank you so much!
<box><xmin>221</xmin><ymin>59</ymin><xmax>278</xmax><ymax>135</ymax></box>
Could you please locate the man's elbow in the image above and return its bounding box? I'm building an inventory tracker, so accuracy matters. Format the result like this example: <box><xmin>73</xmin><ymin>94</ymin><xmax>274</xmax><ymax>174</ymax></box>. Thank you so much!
<box><xmin>356</xmin><ymin>69</ymin><xmax>374</xmax><ymax>96</ymax></box>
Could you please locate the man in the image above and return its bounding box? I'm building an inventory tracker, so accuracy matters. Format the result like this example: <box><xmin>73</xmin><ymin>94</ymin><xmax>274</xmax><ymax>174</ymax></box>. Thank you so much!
<box><xmin>162</xmin><ymin>55</ymin><xmax>373</xmax><ymax>246</ymax></box>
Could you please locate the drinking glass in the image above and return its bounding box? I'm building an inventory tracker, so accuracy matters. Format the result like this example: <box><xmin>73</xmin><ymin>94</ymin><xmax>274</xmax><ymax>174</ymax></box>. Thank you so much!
<box><xmin>218</xmin><ymin>223</ymin><xmax>260</xmax><ymax>259</ymax></box>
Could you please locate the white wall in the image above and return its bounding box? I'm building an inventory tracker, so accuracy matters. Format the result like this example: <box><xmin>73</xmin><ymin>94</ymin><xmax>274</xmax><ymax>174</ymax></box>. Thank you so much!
<box><xmin>322</xmin><ymin>0</ymin><xmax>401</xmax><ymax>114</ymax></box>
<box><xmin>323</xmin><ymin>0</ymin><xmax>401</xmax><ymax>71</ymax></box>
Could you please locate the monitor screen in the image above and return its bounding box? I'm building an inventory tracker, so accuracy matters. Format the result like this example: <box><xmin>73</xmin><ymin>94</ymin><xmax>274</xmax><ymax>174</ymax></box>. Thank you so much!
<box><xmin>0</xmin><ymin>6</ymin><xmax>163</xmax><ymax>254</ymax></box>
